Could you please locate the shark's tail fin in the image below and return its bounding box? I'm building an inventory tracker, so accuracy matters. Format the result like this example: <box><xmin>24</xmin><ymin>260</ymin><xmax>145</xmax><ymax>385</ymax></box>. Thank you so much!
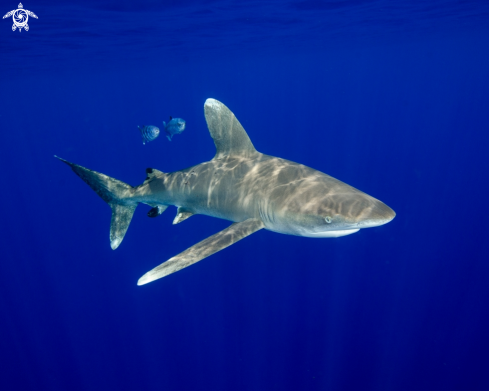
<box><xmin>55</xmin><ymin>156</ymin><xmax>137</xmax><ymax>250</ymax></box>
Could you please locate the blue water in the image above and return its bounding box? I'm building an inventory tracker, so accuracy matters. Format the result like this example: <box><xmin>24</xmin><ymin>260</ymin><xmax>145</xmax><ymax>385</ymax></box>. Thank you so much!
<box><xmin>1</xmin><ymin>1</ymin><xmax>489</xmax><ymax>390</ymax></box>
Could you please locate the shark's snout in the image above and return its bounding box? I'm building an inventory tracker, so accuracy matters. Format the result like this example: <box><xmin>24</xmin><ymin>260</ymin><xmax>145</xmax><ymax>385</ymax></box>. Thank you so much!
<box><xmin>354</xmin><ymin>200</ymin><xmax>396</xmax><ymax>228</ymax></box>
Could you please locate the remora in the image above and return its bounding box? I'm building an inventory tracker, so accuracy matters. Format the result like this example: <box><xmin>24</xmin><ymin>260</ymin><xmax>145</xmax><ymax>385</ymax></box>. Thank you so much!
<box><xmin>56</xmin><ymin>98</ymin><xmax>395</xmax><ymax>285</ymax></box>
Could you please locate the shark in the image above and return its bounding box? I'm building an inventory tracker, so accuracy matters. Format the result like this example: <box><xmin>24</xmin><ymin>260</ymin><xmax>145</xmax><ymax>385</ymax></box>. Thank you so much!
<box><xmin>56</xmin><ymin>98</ymin><xmax>395</xmax><ymax>286</ymax></box>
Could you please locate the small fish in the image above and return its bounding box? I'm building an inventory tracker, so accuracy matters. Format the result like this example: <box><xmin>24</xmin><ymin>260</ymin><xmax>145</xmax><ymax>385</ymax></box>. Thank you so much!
<box><xmin>138</xmin><ymin>125</ymin><xmax>160</xmax><ymax>145</ymax></box>
<box><xmin>163</xmin><ymin>117</ymin><xmax>186</xmax><ymax>141</ymax></box>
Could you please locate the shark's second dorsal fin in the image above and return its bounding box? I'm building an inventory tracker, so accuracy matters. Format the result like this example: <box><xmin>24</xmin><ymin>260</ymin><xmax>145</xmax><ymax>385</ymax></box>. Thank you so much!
<box><xmin>204</xmin><ymin>99</ymin><xmax>258</xmax><ymax>160</ymax></box>
<box><xmin>145</xmin><ymin>168</ymin><xmax>165</xmax><ymax>182</ymax></box>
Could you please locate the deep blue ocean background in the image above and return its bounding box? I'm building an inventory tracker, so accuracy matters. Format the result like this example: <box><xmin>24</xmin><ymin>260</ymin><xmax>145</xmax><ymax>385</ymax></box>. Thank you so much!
<box><xmin>1</xmin><ymin>1</ymin><xmax>489</xmax><ymax>390</ymax></box>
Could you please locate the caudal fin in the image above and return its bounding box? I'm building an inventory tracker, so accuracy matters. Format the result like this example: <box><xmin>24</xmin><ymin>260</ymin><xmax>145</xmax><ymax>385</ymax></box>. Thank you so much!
<box><xmin>55</xmin><ymin>156</ymin><xmax>138</xmax><ymax>249</ymax></box>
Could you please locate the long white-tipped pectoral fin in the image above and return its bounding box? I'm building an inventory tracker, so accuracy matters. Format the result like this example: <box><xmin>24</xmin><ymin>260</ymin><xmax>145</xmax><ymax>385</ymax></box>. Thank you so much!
<box><xmin>137</xmin><ymin>218</ymin><xmax>265</xmax><ymax>285</ymax></box>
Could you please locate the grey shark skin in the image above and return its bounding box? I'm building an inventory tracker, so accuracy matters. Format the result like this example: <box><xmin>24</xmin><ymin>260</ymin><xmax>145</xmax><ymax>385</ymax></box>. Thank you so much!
<box><xmin>56</xmin><ymin>98</ymin><xmax>395</xmax><ymax>285</ymax></box>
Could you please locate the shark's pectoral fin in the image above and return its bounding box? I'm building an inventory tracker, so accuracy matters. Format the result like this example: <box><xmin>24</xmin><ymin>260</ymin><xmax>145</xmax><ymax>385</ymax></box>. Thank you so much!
<box><xmin>137</xmin><ymin>218</ymin><xmax>265</xmax><ymax>285</ymax></box>
<box><xmin>173</xmin><ymin>207</ymin><xmax>194</xmax><ymax>224</ymax></box>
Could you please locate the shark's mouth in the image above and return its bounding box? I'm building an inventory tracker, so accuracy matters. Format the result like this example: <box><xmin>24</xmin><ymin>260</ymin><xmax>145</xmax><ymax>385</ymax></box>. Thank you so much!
<box><xmin>351</xmin><ymin>218</ymin><xmax>395</xmax><ymax>229</ymax></box>
<box><xmin>306</xmin><ymin>229</ymin><xmax>360</xmax><ymax>238</ymax></box>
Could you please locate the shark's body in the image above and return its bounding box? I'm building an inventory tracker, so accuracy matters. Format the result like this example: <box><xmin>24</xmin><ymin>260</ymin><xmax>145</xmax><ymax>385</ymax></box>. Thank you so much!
<box><xmin>57</xmin><ymin>99</ymin><xmax>395</xmax><ymax>285</ymax></box>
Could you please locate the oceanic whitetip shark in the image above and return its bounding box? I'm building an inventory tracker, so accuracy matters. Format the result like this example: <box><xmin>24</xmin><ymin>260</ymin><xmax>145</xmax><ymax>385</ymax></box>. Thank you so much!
<box><xmin>56</xmin><ymin>98</ymin><xmax>395</xmax><ymax>285</ymax></box>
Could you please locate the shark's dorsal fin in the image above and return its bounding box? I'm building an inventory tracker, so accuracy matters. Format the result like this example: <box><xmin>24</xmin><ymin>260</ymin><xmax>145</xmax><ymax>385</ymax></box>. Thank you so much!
<box><xmin>204</xmin><ymin>99</ymin><xmax>258</xmax><ymax>160</ymax></box>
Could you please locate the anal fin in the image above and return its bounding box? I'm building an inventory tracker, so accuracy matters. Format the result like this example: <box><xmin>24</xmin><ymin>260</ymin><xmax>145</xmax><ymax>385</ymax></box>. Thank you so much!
<box><xmin>138</xmin><ymin>218</ymin><xmax>264</xmax><ymax>285</ymax></box>
<box><xmin>173</xmin><ymin>207</ymin><xmax>194</xmax><ymax>224</ymax></box>
<box><xmin>147</xmin><ymin>205</ymin><xmax>168</xmax><ymax>218</ymax></box>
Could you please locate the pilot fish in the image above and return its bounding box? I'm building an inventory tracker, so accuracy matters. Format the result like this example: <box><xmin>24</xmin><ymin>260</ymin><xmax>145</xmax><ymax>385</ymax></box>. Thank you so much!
<box><xmin>138</xmin><ymin>125</ymin><xmax>160</xmax><ymax>145</ymax></box>
<box><xmin>163</xmin><ymin>117</ymin><xmax>186</xmax><ymax>141</ymax></box>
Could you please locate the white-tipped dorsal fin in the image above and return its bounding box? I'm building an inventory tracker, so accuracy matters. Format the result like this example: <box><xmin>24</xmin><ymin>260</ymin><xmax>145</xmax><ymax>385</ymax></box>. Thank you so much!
<box><xmin>204</xmin><ymin>98</ymin><xmax>258</xmax><ymax>160</ymax></box>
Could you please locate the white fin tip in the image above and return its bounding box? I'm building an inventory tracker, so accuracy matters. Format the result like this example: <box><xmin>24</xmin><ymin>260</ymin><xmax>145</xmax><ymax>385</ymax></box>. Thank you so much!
<box><xmin>204</xmin><ymin>98</ymin><xmax>222</xmax><ymax>110</ymax></box>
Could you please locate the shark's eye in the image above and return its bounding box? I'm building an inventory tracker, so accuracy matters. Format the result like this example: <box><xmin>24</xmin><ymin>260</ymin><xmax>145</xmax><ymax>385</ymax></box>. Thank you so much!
<box><xmin>325</xmin><ymin>216</ymin><xmax>332</xmax><ymax>223</ymax></box>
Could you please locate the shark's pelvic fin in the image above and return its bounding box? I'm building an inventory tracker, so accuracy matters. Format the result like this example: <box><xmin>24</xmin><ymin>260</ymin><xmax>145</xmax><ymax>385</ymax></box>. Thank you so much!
<box><xmin>137</xmin><ymin>218</ymin><xmax>265</xmax><ymax>285</ymax></box>
<box><xmin>173</xmin><ymin>207</ymin><xmax>194</xmax><ymax>224</ymax></box>
<box><xmin>55</xmin><ymin>156</ymin><xmax>138</xmax><ymax>250</ymax></box>
<box><xmin>204</xmin><ymin>99</ymin><xmax>258</xmax><ymax>160</ymax></box>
